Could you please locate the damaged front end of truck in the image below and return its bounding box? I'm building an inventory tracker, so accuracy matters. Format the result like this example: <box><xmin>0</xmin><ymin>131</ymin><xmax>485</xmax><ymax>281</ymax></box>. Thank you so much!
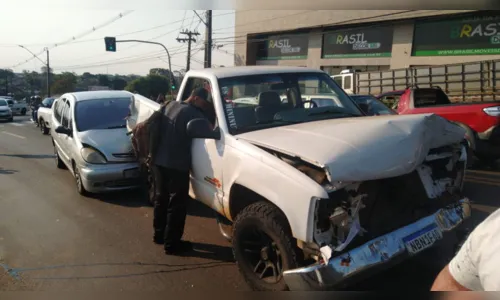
<box><xmin>246</xmin><ymin>114</ymin><xmax>472</xmax><ymax>291</ymax></box>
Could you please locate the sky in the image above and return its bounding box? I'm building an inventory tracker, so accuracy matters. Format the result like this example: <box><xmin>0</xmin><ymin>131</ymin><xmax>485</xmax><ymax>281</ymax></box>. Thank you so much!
<box><xmin>0</xmin><ymin>9</ymin><xmax>236</xmax><ymax>76</ymax></box>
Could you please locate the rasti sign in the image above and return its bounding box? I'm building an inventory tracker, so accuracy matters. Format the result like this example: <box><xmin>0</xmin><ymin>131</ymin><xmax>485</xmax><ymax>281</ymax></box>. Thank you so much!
<box><xmin>268</xmin><ymin>39</ymin><xmax>302</xmax><ymax>54</ymax></box>
<box><xmin>413</xmin><ymin>15</ymin><xmax>500</xmax><ymax>56</ymax></box>
<box><xmin>256</xmin><ymin>34</ymin><xmax>309</xmax><ymax>60</ymax></box>
<box><xmin>322</xmin><ymin>25</ymin><xmax>393</xmax><ymax>58</ymax></box>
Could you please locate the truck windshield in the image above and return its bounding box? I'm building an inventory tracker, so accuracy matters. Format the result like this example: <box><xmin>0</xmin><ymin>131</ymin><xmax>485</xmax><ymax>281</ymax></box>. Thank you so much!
<box><xmin>218</xmin><ymin>72</ymin><xmax>362</xmax><ymax>135</ymax></box>
<box><xmin>75</xmin><ymin>97</ymin><xmax>131</xmax><ymax>132</ymax></box>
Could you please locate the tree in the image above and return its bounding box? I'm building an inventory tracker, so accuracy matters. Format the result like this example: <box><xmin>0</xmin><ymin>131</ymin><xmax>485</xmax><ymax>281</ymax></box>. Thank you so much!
<box><xmin>111</xmin><ymin>78</ymin><xmax>127</xmax><ymax>90</ymax></box>
<box><xmin>125</xmin><ymin>74</ymin><xmax>170</xmax><ymax>97</ymax></box>
<box><xmin>97</xmin><ymin>74</ymin><xmax>110</xmax><ymax>87</ymax></box>
<box><xmin>51</xmin><ymin>72</ymin><xmax>77</xmax><ymax>95</ymax></box>
<box><xmin>0</xmin><ymin>69</ymin><xmax>14</xmax><ymax>95</ymax></box>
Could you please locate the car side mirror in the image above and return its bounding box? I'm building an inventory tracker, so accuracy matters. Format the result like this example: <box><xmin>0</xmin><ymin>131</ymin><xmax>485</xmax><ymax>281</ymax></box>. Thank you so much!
<box><xmin>356</xmin><ymin>102</ymin><xmax>368</xmax><ymax>113</ymax></box>
<box><xmin>55</xmin><ymin>125</ymin><xmax>72</xmax><ymax>136</ymax></box>
<box><xmin>187</xmin><ymin>118</ymin><xmax>220</xmax><ymax>140</ymax></box>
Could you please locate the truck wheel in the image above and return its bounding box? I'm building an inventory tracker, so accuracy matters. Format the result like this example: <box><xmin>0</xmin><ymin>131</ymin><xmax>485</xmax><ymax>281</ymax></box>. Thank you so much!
<box><xmin>21</xmin><ymin>108</ymin><xmax>26</xmax><ymax>115</ymax></box>
<box><xmin>232</xmin><ymin>202</ymin><xmax>300</xmax><ymax>291</ymax></box>
<box><xmin>40</xmin><ymin>120</ymin><xmax>49</xmax><ymax>135</ymax></box>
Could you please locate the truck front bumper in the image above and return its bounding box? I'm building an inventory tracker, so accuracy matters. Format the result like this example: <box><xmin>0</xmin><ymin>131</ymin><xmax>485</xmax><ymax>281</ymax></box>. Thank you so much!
<box><xmin>283</xmin><ymin>198</ymin><xmax>471</xmax><ymax>291</ymax></box>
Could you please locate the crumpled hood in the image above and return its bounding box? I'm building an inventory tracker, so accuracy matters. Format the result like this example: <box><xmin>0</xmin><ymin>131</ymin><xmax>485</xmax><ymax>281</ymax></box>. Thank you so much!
<box><xmin>77</xmin><ymin>128</ymin><xmax>135</xmax><ymax>162</ymax></box>
<box><xmin>237</xmin><ymin>113</ymin><xmax>466</xmax><ymax>182</ymax></box>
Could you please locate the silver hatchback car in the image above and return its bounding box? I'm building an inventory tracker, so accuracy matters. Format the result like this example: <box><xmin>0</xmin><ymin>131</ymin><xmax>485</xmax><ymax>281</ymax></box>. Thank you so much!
<box><xmin>51</xmin><ymin>91</ymin><xmax>141</xmax><ymax>195</ymax></box>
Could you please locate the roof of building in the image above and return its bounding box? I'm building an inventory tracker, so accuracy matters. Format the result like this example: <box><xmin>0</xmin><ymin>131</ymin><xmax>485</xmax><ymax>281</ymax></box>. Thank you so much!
<box><xmin>189</xmin><ymin>66</ymin><xmax>325</xmax><ymax>79</ymax></box>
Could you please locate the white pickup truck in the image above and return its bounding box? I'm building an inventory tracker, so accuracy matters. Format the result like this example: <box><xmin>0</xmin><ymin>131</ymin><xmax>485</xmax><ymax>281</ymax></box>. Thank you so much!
<box><xmin>37</xmin><ymin>97</ymin><xmax>56</xmax><ymax>135</ymax></box>
<box><xmin>127</xmin><ymin>66</ymin><xmax>471</xmax><ymax>291</ymax></box>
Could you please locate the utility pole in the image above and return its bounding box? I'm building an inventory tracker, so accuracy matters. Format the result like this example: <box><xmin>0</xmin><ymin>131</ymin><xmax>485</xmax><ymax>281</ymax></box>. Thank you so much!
<box><xmin>176</xmin><ymin>29</ymin><xmax>200</xmax><ymax>71</ymax></box>
<box><xmin>18</xmin><ymin>45</ymin><xmax>50</xmax><ymax>97</ymax></box>
<box><xmin>46</xmin><ymin>48</ymin><xmax>51</xmax><ymax>97</ymax></box>
<box><xmin>204</xmin><ymin>10</ymin><xmax>212</xmax><ymax>68</ymax></box>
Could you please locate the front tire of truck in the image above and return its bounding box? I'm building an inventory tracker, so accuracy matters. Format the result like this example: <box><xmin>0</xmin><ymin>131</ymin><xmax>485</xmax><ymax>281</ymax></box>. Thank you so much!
<box><xmin>232</xmin><ymin>201</ymin><xmax>300</xmax><ymax>291</ymax></box>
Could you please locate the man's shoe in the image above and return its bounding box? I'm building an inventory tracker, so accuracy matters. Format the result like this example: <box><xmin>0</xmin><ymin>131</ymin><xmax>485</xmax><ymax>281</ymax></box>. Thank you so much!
<box><xmin>153</xmin><ymin>234</ymin><xmax>164</xmax><ymax>245</ymax></box>
<box><xmin>164</xmin><ymin>241</ymin><xmax>193</xmax><ymax>255</ymax></box>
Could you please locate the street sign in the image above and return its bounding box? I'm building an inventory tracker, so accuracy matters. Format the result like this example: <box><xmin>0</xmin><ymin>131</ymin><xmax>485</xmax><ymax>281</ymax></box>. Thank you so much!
<box><xmin>104</xmin><ymin>37</ymin><xmax>116</xmax><ymax>52</ymax></box>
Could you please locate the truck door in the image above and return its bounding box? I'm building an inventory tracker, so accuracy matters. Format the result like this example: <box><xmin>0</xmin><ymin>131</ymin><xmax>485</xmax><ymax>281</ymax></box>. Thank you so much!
<box><xmin>331</xmin><ymin>74</ymin><xmax>354</xmax><ymax>94</ymax></box>
<box><xmin>342</xmin><ymin>73</ymin><xmax>354</xmax><ymax>94</ymax></box>
<box><xmin>182</xmin><ymin>76</ymin><xmax>225</xmax><ymax>214</ymax></box>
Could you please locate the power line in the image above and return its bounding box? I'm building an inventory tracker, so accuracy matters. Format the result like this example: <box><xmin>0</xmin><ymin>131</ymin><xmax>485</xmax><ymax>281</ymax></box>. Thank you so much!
<box><xmin>53</xmin><ymin>45</ymin><xmax>204</xmax><ymax>71</ymax></box>
<box><xmin>10</xmin><ymin>11</ymin><xmax>133</xmax><ymax>69</ymax></box>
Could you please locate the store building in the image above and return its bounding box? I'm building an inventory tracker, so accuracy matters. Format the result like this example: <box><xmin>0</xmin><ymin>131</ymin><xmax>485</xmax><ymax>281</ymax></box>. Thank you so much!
<box><xmin>233</xmin><ymin>10</ymin><xmax>500</xmax><ymax>75</ymax></box>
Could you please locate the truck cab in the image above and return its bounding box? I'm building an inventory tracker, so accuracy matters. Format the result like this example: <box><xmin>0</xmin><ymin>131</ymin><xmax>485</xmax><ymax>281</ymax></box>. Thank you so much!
<box><xmin>331</xmin><ymin>69</ymin><xmax>355</xmax><ymax>94</ymax></box>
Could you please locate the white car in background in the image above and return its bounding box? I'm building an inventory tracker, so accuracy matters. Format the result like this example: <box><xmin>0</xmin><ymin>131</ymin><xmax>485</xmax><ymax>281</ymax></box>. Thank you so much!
<box><xmin>0</xmin><ymin>98</ymin><xmax>13</xmax><ymax>122</ymax></box>
<box><xmin>2</xmin><ymin>97</ymin><xmax>28</xmax><ymax>116</ymax></box>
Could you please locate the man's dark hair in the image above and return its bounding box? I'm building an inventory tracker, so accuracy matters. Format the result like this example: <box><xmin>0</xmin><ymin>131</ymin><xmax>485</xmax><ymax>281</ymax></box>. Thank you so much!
<box><xmin>191</xmin><ymin>87</ymin><xmax>209</xmax><ymax>102</ymax></box>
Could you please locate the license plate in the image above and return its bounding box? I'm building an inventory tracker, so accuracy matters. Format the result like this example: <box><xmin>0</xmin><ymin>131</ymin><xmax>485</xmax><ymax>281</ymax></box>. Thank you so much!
<box><xmin>402</xmin><ymin>224</ymin><xmax>443</xmax><ymax>255</ymax></box>
<box><xmin>123</xmin><ymin>168</ymin><xmax>140</xmax><ymax>178</ymax></box>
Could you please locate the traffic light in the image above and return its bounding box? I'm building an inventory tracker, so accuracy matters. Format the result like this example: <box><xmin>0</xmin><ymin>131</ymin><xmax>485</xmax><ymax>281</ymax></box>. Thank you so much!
<box><xmin>104</xmin><ymin>37</ymin><xmax>116</xmax><ymax>52</ymax></box>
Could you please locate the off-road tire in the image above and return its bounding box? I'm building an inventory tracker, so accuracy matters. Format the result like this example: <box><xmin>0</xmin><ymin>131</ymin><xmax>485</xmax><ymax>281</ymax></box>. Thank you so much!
<box><xmin>232</xmin><ymin>201</ymin><xmax>300</xmax><ymax>291</ymax></box>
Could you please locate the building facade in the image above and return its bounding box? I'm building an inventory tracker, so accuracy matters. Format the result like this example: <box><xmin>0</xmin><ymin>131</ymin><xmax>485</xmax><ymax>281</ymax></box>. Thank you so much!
<box><xmin>233</xmin><ymin>10</ymin><xmax>500</xmax><ymax>75</ymax></box>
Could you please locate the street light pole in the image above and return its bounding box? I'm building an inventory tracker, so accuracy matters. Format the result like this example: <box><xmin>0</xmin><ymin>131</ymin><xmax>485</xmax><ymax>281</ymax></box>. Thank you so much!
<box><xmin>46</xmin><ymin>48</ymin><xmax>50</xmax><ymax>97</ymax></box>
<box><xmin>115</xmin><ymin>39</ymin><xmax>175</xmax><ymax>95</ymax></box>
<box><xmin>18</xmin><ymin>45</ymin><xmax>51</xmax><ymax>97</ymax></box>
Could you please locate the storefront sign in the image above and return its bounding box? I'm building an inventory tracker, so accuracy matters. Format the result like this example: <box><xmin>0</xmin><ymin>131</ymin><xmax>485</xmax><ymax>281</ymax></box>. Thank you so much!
<box><xmin>322</xmin><ymin>26</ymin><xmax>393</xmax><ymax>58</ymax></box>
<box><xmin>256</xmin><ymin>34</ymin><xmax>309</xmax><ymax>60</ymax></box>
<box><xmin>413</xmin><ymin>15</ymin><xmax>500</xmax><ymax>56</ymax></box>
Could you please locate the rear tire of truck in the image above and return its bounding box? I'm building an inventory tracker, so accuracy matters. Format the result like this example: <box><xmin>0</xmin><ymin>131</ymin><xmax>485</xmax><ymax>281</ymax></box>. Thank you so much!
<box><xmin>21</xmin><ymin>108</ymin><xmax>26</xmax><ymax>115</ymax></box>
<box><xmin>41</xmin><ymin>121</ymin><xmax>49</xmax><ymax>135</ymax></box>
<box><xmin>232</xmin><ymin>201</ymin><xmax>300</xmax><ymax>291</ymax></box>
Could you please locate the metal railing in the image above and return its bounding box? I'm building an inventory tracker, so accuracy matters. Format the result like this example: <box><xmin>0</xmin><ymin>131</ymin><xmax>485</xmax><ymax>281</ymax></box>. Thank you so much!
<box><xmin>355</xmin><ymin>59</ymin><xmax>500</xmax><ymax>102</ymax></box>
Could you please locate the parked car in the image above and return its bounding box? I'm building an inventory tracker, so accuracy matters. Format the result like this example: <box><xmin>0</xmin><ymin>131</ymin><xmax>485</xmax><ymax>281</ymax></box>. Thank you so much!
<box><xmin>394</xmin><ymin>86</ymin><xmax>500</xmax><ymax>164</ymax></box>
<box><xmin>3</xmin><ymin>98</ymin><xmax>28</xmax><ymax>116</ymax></box>
<box><xmin>51</xmin><ymin>91</ymin><xmax>140</xmax><ymax>196</ymax></box>
<box><xmin>375</xmin><ymin>90</ymin><xmax>405</xmax><ymax>109</ymax></box>
<box><xmin>38</xmin><ymin>97</ymin><xmax>56</xmax><ymax>135</ymax></box>
<box><xmin>0</xmin><ymin>98</ymin><xmax>13</xmax><ymax>122</ymax></box>
<box><xmin>127</xmin><ymin>66</ymin><xmax>471</xmax><ymax>291</ymax></box>
<box><xmin>350</xmin><ymin>94</ymin><xmax>397</xmax><ymax>116</ymax></box>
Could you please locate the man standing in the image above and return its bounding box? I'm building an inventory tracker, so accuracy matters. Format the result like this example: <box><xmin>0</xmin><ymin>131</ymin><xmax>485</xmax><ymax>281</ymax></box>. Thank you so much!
<box><xmin>152</xmin><ymin>87</ymin><xmax>214</xmax><ymax>255</ymax></box>
<box><xmin>431</xmin><ymin>208</ymin><xmax>500</xmax><ymax>291</ymax></box>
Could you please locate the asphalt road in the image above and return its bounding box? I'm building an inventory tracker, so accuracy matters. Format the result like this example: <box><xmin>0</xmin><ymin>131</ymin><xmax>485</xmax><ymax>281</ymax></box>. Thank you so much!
<box><xmin>1</xmin><ymin>115</ymin><xmax>499</xmax><ymax>291</ymax></box>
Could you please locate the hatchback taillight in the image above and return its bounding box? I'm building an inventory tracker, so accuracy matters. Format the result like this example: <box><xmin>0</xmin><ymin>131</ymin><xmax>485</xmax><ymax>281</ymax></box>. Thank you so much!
<box><xmin>483</xmin><ymin>106</ymin><xmax>500</xmax><ymax>117</ymax></box>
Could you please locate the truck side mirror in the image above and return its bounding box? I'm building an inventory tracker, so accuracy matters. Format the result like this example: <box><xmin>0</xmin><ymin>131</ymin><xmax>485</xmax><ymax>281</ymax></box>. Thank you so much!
<box><xmin>187</xmin><ymin>118</ymin><xmax>221</xmax><ymax>140</ymax></box>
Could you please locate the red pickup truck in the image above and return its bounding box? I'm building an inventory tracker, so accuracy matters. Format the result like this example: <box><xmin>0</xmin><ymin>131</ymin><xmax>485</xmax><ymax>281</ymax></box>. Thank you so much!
<box><xmin>393</xmin><ymin>87</ymin><xmax>500</xmax><ymax>164</ymax></box>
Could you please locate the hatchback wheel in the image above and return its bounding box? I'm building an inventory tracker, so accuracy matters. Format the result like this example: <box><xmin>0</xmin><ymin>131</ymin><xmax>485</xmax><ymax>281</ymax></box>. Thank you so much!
<box><xmin>54</xmin><ymin>144</ymin><xmax>66</xmax><ymax>169</ymax></box>
<box><xmin>74</xmin><ymin>166</ymin><xmax>89</xmax><ymax>196</ymax></box>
